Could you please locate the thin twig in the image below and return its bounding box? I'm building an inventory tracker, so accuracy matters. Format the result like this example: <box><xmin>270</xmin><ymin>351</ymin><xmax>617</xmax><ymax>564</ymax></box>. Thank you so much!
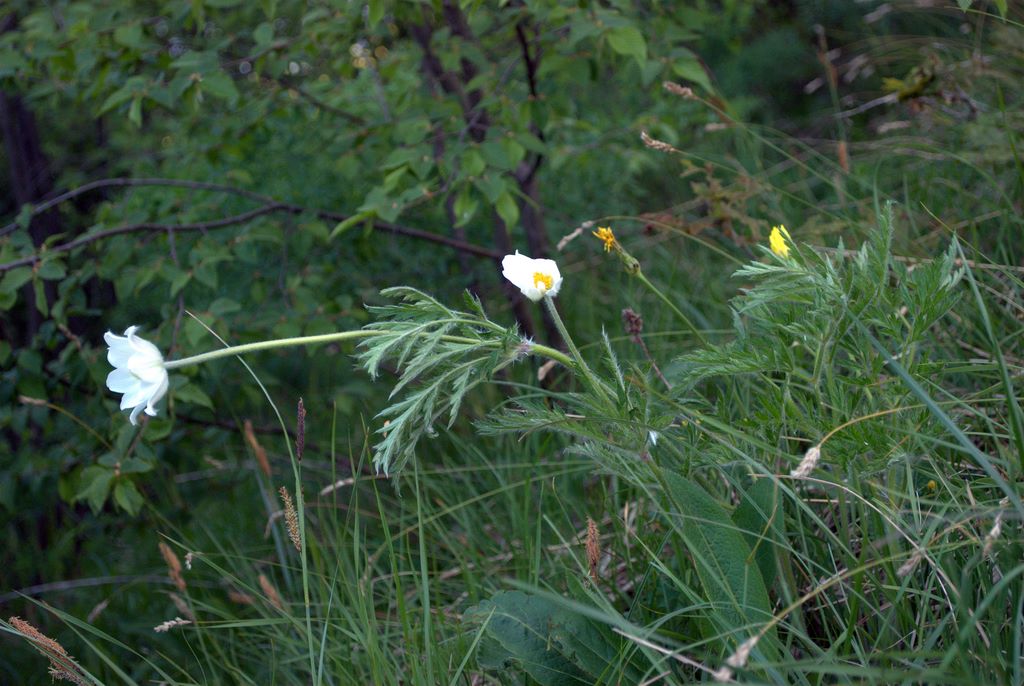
<box><xmin>0</xmin><ymin>184</ymin><xmax>502</xmax><ymax>272</ymax></box>
<box><xmin>0</xmin><ymin>177</ymin><xmax>271</xmax><ymax>236</ymax></box>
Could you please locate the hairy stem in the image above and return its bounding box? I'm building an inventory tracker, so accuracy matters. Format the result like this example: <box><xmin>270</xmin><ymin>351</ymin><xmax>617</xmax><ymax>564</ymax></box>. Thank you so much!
<box><xmin>163</xmin><ymin>329</ymin><xmax>573</xmax><ymax>370</ymax></box>
<box><xmin>543</xmin><ymin>296</ymin><xmax>612</xmax><ymax>403</ymax></box>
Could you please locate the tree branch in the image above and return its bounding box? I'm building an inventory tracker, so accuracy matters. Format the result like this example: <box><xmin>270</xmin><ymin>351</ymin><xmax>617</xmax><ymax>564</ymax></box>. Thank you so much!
<box><xmin>0</xmin><ymin>177</ymin><xmax>272</xmax><ymax>237</ymax></box>
<box><xmin>0</xmin><ymin>179</ymin><xmax>502</xmax><ymax>273</ymax></box>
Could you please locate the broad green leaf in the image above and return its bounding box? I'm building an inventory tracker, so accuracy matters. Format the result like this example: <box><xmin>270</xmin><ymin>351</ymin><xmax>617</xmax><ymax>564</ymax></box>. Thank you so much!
<box><xmin>253</xmin><ymin>22</ymin><xmax>274</xmax><ymax>47</ymax></box>
<box><xmin>113</xmin><ymin>22</ymin><xmax>147</xmax><ymax>50</ymax></box>
<box><xmin>481</xmin><ymin>139</ymin><xmax>512</xmax><ymax>170</ymax></box>
<box><xmin>175</xmin><ymin>383</ymin><xmax>214</xmax><ymax>410</ymax></box>
<box><xmin>128</xmin><ymin>95</ymin><xmax>143</xmax><ymax>127</ymax></box>
<box><xmin>201</xmin><ymin>71</ymin><xmax>240</xmax><ymax>104</ymax></box>
<box><xmin>33</xmin><ymin>278</ymin><xmax>48</xmax><ymax>316</ymax></box>
<box><xmin>330</xmin><ymin>211</ymin><xmax>375</xmax><ymax>240</ymax></box>
<box><xmin>607</xmin><ymin>26</ymin><xmax>646</xmax><ymax>63</ymax></box>
<box><xmin>36</xmin><ymin>260</ymin><xmax>66</xmax><ymax>280</ymax></box>
<box><xmin>168</xmin><ymin>269</ymin><xmax>192</xmax><ymax>297</ymax></box>
<box><xmin>473</xmin><ymin>174</ymin><xmax>506</xmax><ymax>203</ymax></box>
<box><xmin>461</xmin><ymin>149</ymin><xmax>486</xmax><ymax>177</ymax></box>
<box><xmin>368</xmin><ymin>0</ymin><xmax>384</xmax><ymax>26</ymax></box>
<box><xmin>495</xmin><ymin>191</ymin><xmax>519</xmax><ymax>228</ymax></box>
<box><xmin>0</xmin><ymin>267</ymin><xmax>33</xmax><ymax>294</ymax></box>
<box><xmin>76</xmin><ymin>466</ymin><xmax>114</xmax><ymax>513</ymax></box>
<box><xmin>465</xmin><ymin>590</ymin><xmax>642</xmax><ymax>685</ymax></box>
<box><xmin>672</xmin><ymin>54</ymin><xmax>714</xmax><ymax>93</ymax></box>
<box><xmin>113</xmin><ymin>480</ymin><xmax>144</xmax><ymax>515</ymax></box>
<box><xmin>453</xmin><ymin>187</ymin><xmax>479</xmax><ymax>227</ymax></box>
<box><xmin>662</xmin><ymin>471</ymin><xmax>778</xmax><ymax>657</ymax></box>
<box><xmin>732</xmin><ymin>477</ymin><xmax>781</xmax><ymax>590</ymax></box>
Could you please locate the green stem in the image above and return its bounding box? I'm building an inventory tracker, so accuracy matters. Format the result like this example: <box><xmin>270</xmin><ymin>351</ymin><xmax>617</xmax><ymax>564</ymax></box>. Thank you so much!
<box><xmin>163</xmin><ymin>329</ymin><xmax>574</xmax><ymax>370</ymax></box>
<box><xmin>634</xmin><ymin>270</ymin><xmax>708</xmax><ymax>344</ymax></box>
<box><xmin>543</xmin><ymin>296</ymin><xmax>612</xmax><ymax>403</ymax></box>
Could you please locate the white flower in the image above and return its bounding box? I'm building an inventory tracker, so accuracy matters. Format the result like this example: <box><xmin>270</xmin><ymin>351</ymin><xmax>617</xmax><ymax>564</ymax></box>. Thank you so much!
<box><xmin>501</xmin><ymin>251</ymin><xmax>562</xmax><ymax>301</ymax></box>
<box><xmin>104</xmin><ymin>326</ymin><xmax>169</xmax><ymax>425</ymax></box>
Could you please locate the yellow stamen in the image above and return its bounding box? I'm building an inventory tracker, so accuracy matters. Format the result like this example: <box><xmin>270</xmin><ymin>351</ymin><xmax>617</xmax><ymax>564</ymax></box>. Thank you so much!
<box><xmin>592</xmin><ymin>226</ymin><xmax>617</xmax><ymax>252</ymax></box>
<box><xmin>533</xmin><ymin>272</ymin><xmax>553</xmax><ymax>291</ymax></box>
<box><xmin>769</xmin><ymin>224</ymin><xmax>791</xmax><ymax>258</ymax></box>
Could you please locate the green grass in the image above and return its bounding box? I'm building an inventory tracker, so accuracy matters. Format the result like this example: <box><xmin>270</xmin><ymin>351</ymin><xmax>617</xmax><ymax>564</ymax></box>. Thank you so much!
<box><xmin>4</xmin><ymin>5</ymin><xmax>1024</xmax><ymax>685</ymax></box>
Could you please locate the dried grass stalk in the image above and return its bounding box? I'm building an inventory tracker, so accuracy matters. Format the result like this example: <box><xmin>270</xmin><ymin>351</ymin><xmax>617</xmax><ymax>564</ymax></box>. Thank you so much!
<box><xmin>585</xmin><ymin>517</ymin><xmax>601</xmax><ymax>581</ymax></box>
<box><xmin>279</xmin><ymin>486</ymin><xmax>302</xmax><ymax>552</ymax></box>
<box><xmin>9</xmin><ymin>616</ymin><xmax>90</xmax><ymax>685</ymax></box>
<box><xmin>259</xmin><ymin>573</ymin><xmax>284</xmax><ymax>610</ymax></box>
<box><xmin>158</xmin><ymin>541</ymin><xmax>186</xmax><ymax>591</ymax></box>
<box><xmin>790</xmin><ymin>446</ymin><xmax>821</xmax><ymax>479</ymax></box>
<box><xmin>153</xmin><ymin>617</ymin><xmax>192</xmax><ymax>633</ymax></box>
<box><xmin>243</xmin><ymin>419</ymin><xmax>272</xmax><ymax>476</ymax></box>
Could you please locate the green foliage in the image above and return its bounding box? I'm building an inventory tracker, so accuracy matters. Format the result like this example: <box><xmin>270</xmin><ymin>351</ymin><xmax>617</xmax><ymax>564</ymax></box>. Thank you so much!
<box><xmin>661</xmin><ymin>471</ymin><xmax>777</xmax><ymax>658</ymax></box>
<box><xmin>357</xmin><ymin>287</ymin><xmax>519</xmax><ymax>474</ymax></box>
<box><xmin>3</xmin><ymin>1</ymin><xmax>1024</xmax><ymax>684</ymax></box>
<box><xmin>465</xmin><ymin>590</ymin><xmax>643</xmax><ymax>685</ymax></box>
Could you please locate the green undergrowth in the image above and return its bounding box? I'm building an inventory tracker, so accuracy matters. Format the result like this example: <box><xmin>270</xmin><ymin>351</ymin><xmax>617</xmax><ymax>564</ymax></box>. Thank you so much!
<box><xmin>3</xmin><ymin>3</ymin><xmax>1024</xmax><ymax>684</ymax></box>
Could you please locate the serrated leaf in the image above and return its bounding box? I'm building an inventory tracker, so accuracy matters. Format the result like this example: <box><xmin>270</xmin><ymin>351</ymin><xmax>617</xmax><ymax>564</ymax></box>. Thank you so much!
<box><xmin>357</xmin><ymin>288</ymin><xmax>516</xmax><ymax>474</ymax></box>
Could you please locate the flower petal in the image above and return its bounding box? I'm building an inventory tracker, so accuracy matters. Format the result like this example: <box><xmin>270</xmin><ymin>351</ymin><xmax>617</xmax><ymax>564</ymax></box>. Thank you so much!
<box><xmin>128</xmin><ymin>357</ymin><xmax>166</xmax><ymax>383</ymax></box>
<box><xmin>501</xmin><ymin>251</ymin><xmax>563</xmax><ymax>301</ymax></box>
<box><xmin>106</xmin><ymin>367</ymin><xmax>139</xmax><ymax>393</ymax></box>
<box><xmin>105</xmin><ymin>332</ymin><xmax>134</xmax><ymax>367</ymax></box>
<box><xmin>145</xmin><ymin>375</ymin><xmax>170</xmax><ymax>416</ymax></box>
<box><xmin>501</xmin><ymin>251</ymin><xmax>533</xmax><ymax>292</ymax></box>
<box><xmin>104</xmin><ymin>325</ymin><xmax>170</xmax><ymax>424</ymax></box>
<box><xmin>120</xmin><ymin>385</ymin><xmax>150</xmax><ymax>411</ymax></box>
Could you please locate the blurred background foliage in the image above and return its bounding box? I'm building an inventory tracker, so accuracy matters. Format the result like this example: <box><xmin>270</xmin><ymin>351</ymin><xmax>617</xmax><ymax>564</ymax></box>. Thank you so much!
<box><xmin>1</xmin><ymin>0</ymin><xmax>1021</xmax><ymax>682</ymax></box>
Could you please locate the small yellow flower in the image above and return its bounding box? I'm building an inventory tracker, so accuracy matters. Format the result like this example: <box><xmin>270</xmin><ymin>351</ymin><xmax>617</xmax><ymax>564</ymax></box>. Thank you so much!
<box><xmin>592</xmin><ymin>226</ymin><xmax>617</xmax><ymax>252</ymax></box>
<box><xmin>769</xmin><ymin>224</ymin><xmax>791</xmax><ymax>258</ymax></box>
<box><xmin>926</xmin><ymin>479</ymin><xmax>937</xmax><ymax>491</ymax></box>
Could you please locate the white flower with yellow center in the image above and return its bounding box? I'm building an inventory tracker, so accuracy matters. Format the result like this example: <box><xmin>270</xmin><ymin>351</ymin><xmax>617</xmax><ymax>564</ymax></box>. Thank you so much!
<box><xmin>104</xmin><ymin>326</ymin><xmax>169</xmax><ymax>425</ymax></box>
<box><xmin>501</xmin><ymin>251</ymin><xmax>562</xmax><ymax>302</ymax></box>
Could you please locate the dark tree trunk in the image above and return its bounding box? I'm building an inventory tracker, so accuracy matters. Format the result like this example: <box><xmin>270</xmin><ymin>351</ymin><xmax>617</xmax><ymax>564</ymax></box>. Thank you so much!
<box><xmin>1</xmin><ymin>14</ymin><xmax>60</xmax><ymax>344</ymax></box>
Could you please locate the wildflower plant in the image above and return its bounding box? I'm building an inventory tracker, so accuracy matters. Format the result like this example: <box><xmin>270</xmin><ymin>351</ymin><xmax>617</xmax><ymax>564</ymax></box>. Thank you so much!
<box><xmin>357</xmin><ymin>287</ymin><xmax>556</xmax><ymax>474</ymax></box>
